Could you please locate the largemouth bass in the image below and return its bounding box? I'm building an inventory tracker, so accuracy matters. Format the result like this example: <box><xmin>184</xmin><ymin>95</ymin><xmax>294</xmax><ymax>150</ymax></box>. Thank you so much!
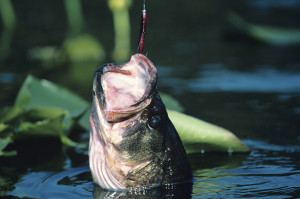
<box><xmin>89</xmin><ymin>54</ymin><xmax>192</xmax><ymax>190</ymax></box>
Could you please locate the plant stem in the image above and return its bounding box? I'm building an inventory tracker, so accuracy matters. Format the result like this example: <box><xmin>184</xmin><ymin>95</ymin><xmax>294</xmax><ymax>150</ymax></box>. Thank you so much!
<box><xmin>64</xmin><ymin>0</ymin><xmax>84</xmax><ymax>37</ymax></box>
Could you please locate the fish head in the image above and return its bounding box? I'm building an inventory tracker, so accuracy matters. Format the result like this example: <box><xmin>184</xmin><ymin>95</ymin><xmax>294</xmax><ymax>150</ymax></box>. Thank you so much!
<box><xmin>93</xmin><ymin>53</ymin><xmax>157</xmax><ymax>123</ymax></box>
<box><xmin>89</xmin><ymin>54</ymin><xmax>192</xmax><ymax>190</ymax></box>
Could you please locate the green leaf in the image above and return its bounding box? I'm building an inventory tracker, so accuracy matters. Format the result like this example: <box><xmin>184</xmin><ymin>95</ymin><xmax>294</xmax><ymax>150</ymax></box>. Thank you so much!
<box><xmin>15</xmin><ymin>75</ymin><xmax>89</xmax><ymax>119</ymax></box>
<box><xmin>25</xmin><ymin>107</ymin><xmax>68</xmax><ymax>121</ymax></box>
<box><xmin>0</xmin><ymin>135</ymin><xmax>11</xmax><ymax>151</ymax></box>
<box><xmin>60</xmin><ymin>134</ymin><xmax>87</xmax><ymax>149</ymax></box>
<box><xmin>167</xmin><ymin>110</ymin><xmax>249</xmax><ymax>153</ymax></box>
<box><xmin>227</xmin><ymin>12</ymin><xmax>300</xmax><ymax>46</ymax></box>
<box><xmin>62</xmin><ymin>34</ymin><xmax>105</xmax><ymax>63</ymax></box>
<box><xmin>0</xmin><ymin>123</ymin><xmax>17</xmax><ymax>156</ymax></box>
<box><xmin>17</xmin><ymin>115</ymin><xmax>66</xmax><ymax>139</ymax></box>
<box><xmin>160</xmin><ymin>92</ymin><xmax>185</xmax><ymax>112</ymax></box>
<box><xmin>12</xmin><ymin>75</ymin><xmax>89</xmax><ymax>147</ymax></box>
<box><xmin>0</xmin><ymin>106</ymin><xmax>23</xmax><ymax>124</ymax></box>
<box><xmin>0</xmin><ymin>124</ymin><xmax>14</xmax><ymax>149</ymax></box>
<box><xmin>78</xmin><ymin>107</ymin><xmax>90</xmax><ymax>130</ymax></box>
<box><xmin>0</xmin><ymin>150</ymin><xmax>17</xmax><ymax>157</ymax></box>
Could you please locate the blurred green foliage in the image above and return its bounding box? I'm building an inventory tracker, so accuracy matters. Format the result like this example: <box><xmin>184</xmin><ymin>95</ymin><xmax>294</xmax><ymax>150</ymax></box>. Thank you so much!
<box><xmin>228</xmin><ymin>12</ymin><xmax>300</xmax><ymax>46</ymax></box>
<box><xmin>108</xmin><ymin>0</ymin><xmax>132</xmax><ymax>62</ymax></box>
<box><xmin>64</xmin><ymin>0</ymin><xmax>84</xmax><ymax>37</ymax></box>
<box><xmin>0</xmin><ymin>0</ymin><xmax>16</xmax><ymax>60</ymax></box>
<box><xmin>61</xmin><ymin>34</ymin><xmax>105</xmax><ymax>63</ymax></box>
<box><xmin>0</xmin><ymin>75</ymin><xmax>89</xmax><ymax>156</ymax></box>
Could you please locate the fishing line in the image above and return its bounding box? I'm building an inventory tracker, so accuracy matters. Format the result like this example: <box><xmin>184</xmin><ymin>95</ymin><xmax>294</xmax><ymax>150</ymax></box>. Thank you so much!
<box><xmin>137</xmin><ymin>0</ymin><xmax>147</xmax><ymax>55</ymax></box>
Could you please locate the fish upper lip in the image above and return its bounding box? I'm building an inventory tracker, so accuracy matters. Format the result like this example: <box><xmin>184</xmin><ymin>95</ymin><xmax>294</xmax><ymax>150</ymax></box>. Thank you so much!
<box><xmin>94</xmin><ymin>54</ymin><xmax>157</xmax><ymax>123</ymax></box>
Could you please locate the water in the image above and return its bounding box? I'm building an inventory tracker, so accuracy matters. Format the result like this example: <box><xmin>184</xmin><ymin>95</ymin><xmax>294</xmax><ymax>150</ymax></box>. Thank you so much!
<box><xmin>1</xmin><ymin>0</ymin><xmax>300</xmax><ymax>198</ymax></box>
<box><xmin>3</xmin><ymin>140</ymin><xmax>300</xmax><ymax>198</ymax></box>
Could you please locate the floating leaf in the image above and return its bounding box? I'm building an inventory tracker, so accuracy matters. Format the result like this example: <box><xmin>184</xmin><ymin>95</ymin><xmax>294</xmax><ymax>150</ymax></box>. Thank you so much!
<box><xmin>227</xmin><ymin>12</ymin><xmax>300</xmax><ymax>46</ymax></box>
<box><xmin>0</xmin><ymin>150</ymin><xmax>17</xmax><ymax>157</ymax></box>
<box><xmin>24</xmin><ymin>107</ymin><xmax>74</xmax><ymax>132</ymax></box>
<box><xmin>15</xmin><ymin>75</ymin><xmax>89</xmax><ymax>119</ymax></box>
<box><xmin>78</xmin><ymin>105</ymin><xmax>90</xmax><ymax>130</ymax></box>
<box><xmin>0</xmin><ymin>124</ymin><xmax>14</xmax><ymax>149</ymax></box>
<box><xmin>60</xmin><ymin>134</ymin><xmax>87</xmax><ymax>149</ymax></box>
<box><xmin>11</xmin><ymin>75</ymin><xmax>89</xmax><ymax>147</ymax></box>
<box><xmin>25</xmin><ymin>107</ymin><xmax>68</xmax><ymax>121</ymax></box>
<box><xmin>0</xmin><ymin>106</ymin><xmax>23</xmax><ymax>124</ymax></box>
<box><xmin>0</xmin><ymin>123</ymin><xmax>17</xmax><ymax>156</ymax></box>
<box><xmin>17</xmin><ymin>115</ymin><xmax>66</xmax><ymax>139</ymax></box>
<box><xmin>160</xmin><ymin>92</ymin><xmax>185</xmax><ymax>112</ymax></box>
<box><xmin>167</xmin><ymin>110</ymin><xmax>249</xmax><ymax>153</ymax></box>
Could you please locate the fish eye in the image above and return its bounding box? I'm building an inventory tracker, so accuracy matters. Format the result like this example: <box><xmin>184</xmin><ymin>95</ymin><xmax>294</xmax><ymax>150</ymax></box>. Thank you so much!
<box><xmin>148</xmin><ymin>116</ymin><xmax>161</xmax><ymax>129</ymax></box>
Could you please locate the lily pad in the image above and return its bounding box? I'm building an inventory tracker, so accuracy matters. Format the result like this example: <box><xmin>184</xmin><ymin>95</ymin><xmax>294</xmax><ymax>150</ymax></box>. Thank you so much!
<box><xmin>15</xmin><ymin>75</ymin><xmax>89</xmax><ymax>119</ymax></box>
<box><xmin>12</xmin><ymin>75</ymin><xmax>89</xmax><ymax>148</ymax></box>
<box><xmin>0</xmin><ymin>123</ymin><xmax>17</xmax><ymax>156</ymax></box>
<box><xmin>0</xmin><ymin>106</ymin><xmax>23</xmax><ymax>124</ymax></box>
<box><xmin>0</xmin><ymin>124</ymin><xmax>14</xmax><ymax>149</ymax></box>
<box><xmin>160</xmin><ymin>92</ymin><xmax>185</xmax><ymax>112</ymax></box>
<box><xmin>18</xmin><ymin>115</ymin><xmax>66</xmax><ymax>139</ymax></box>
<box><xmin>25</xmin><ymin>107</ymin><xmax>68</xmax><ymax>121</ymax></box>
<box><xmin>78</xmin><ymin>105</ymin><xmax>91</xmax><ymax>130</ymax></box>
<box><xmin>167</xmin><ymin>110</ymin><xmax>250</xmax><ymax>153</ymax></box>
<box><xmin>24</xmin><ymin>107</ymin><xmax>75</xmax><ymax>131</ymax></box>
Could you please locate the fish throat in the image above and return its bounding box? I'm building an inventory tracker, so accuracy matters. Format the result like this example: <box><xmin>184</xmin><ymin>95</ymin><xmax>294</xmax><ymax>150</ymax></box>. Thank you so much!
<box><xmin>96</xmin><ymin>54</ymin><xmax>157</xmax><ymax>123</ymax></box>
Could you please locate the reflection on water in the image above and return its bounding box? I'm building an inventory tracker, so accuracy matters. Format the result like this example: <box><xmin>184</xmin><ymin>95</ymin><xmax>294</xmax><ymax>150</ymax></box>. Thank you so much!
<box><xmin>190</xmin><ymin>67</ymin><xmax>300</xmax><ymax>93</ymax></box>
<box><xmin>93</xmin><ymin>183</ymin><xmax>192</xmax><ymax>199</ymax></box>
<box><xmin>160</xmin><ymin>66</ymin><xmax>300</xmax><ymax>93</ymax></box>
<box><xmin>8</xmin><ymin>167</ymin><xmax>94</xmax><ymax>199</ymax></box>
<box><xmin>8</xmin><ymin>166</ymin><xmax>193</xmax><ymax>199</ymax></box>
<box><xmin>0</xmin><ymin>73</ymin><xmax>16</xmax><ymax>83</ymax></box>
<box><xmin>6</xmin><ymin>139</ymin><xmax>300</xmax><ymax>198</ymax></box>
<box><xmin>192</xmin><ymin>140</ymin><xmax>300</xmax><ymax>198</ymax></box>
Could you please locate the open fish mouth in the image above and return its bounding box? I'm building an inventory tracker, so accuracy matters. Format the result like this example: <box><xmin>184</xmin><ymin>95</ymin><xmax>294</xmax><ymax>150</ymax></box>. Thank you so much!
<box><xmin>93</xmin><ymin>53</ymin><xmax>157</xmax><ymax>123</ymax></box>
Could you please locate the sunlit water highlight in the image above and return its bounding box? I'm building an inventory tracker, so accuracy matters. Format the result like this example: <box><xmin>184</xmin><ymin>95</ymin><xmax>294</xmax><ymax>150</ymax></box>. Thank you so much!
<box><xmin>160</xmin><ymin>67</ymin><xmax>300</xmax><ymax>93</ymax></box>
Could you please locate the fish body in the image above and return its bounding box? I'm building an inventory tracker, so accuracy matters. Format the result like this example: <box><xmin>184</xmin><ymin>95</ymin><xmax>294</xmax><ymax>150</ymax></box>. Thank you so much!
<box><xmin>89</xmin><ymin>54</ymin><xmax>192</xmax><ymax>190</ymax></box>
